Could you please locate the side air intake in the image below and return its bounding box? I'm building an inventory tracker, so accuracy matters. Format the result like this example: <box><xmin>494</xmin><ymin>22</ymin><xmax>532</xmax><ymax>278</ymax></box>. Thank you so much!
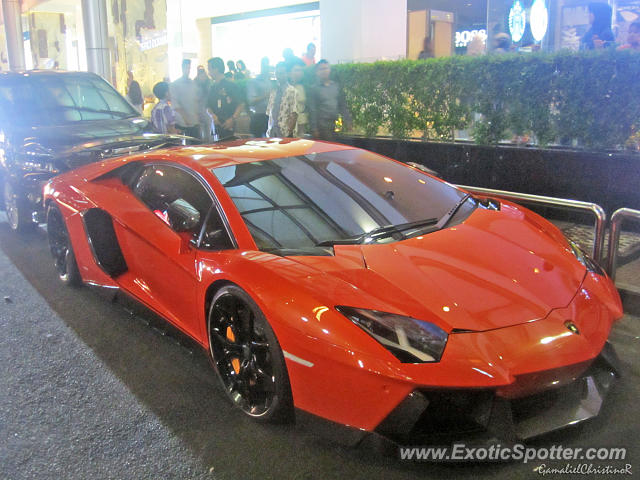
<box><xmin>82</xmin><ymin>208</ymin><xmax>128</xmax><ymax>277</ymax></box>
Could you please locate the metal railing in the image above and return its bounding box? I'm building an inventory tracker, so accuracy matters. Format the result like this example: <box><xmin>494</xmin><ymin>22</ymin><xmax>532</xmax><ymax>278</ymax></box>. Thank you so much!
<box><xmin>457</xmin><ymin>185</ymin><xmax>607</xmax><ymax>263</ymax></box>
<box><xmin>606</xmin><ymin>208</ymin><xmax>640</xmax><ymax>281</ymax></box>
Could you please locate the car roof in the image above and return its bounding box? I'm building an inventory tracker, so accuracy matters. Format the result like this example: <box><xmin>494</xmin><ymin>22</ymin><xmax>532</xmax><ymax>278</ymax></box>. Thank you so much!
<box><xmin>145</xmin><ymin>138</ymin><xmax>358</xmax><ymax>171</ymax></box>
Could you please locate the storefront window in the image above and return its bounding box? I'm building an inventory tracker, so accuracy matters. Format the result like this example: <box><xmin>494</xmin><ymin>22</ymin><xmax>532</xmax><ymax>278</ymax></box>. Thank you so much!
<box><xmin>23</xmin><ymin>0</ymin><xmax>86</xmax><ymax>71</ymax></box>
<box><xmin>164</xmin><ymin>0</ymin><xmax>321</xmax><ymax>82</ymax></box>
<box><xmin>617</xmin><ymin>1</ymin><xmax>640</xmax><ymax>46</ymax></box>
<box><xmin>486</xmin><ymin>0</ymin><xmax>555</xmax><ymax>52</ymax></box>
<box><xmin>408</xmin><ymin>0</ymin><xmax>640</xmax><ymax>57</ymax></box>
<box><xmin>210</xmin><ymin>6</ymin><xmax>321</xmax><ymax>74</ymax></box>
<box><xmin>106</xmin><ymin>0</ymin><xmax>169</xmax><ymax>104</ymax></box>
<box><xmin>558</xmin><ymin>0</ymin><xmax>640</xmax><ymax>50</ymax></box>
<box><xmin>408</xmin><ymin>0</ymin><xmax>488</xmax><ymax>58</ymax></box>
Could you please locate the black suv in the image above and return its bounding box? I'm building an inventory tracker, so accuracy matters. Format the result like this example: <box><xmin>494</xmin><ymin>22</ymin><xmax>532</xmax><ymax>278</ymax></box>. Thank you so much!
<box><xmin>0</xmin><ymin>70</ymin><xmax>194</xmax><ymax>231</ymax></box>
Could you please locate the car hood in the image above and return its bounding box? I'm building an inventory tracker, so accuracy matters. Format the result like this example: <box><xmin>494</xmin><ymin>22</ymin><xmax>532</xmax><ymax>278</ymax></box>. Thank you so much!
<box><xmin>10</xmin><ymin>118</ymin><xmax>196</xmax><ymax>171</ymax></box>
<box><xmin>14</xmin><ymin>117</ymin><xmax>149</xmax><ymax>150</ymax></box>
<box><xmin>270</xmin><ymin>203</ymin><xmax>586</xmax><ymax>333</ymax></box>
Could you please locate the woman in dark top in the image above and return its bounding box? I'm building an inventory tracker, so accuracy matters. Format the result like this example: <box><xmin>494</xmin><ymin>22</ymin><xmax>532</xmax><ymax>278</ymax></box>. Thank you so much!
<box><xmin>581</xmin><ymin>2</ymin><xmax>615</xmax><ymax>50</ymax></box>
<box><xmin>126</xmin><ymin>71</ymin><xmax>143</xmax><ymax>112</ymax></box>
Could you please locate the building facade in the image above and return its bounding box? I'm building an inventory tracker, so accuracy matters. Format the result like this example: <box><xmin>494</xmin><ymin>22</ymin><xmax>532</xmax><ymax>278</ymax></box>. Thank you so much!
<box><xmin>1</xmin><ymin>0</ymin><xmax>638</xmax><ymax>98</ymax></box>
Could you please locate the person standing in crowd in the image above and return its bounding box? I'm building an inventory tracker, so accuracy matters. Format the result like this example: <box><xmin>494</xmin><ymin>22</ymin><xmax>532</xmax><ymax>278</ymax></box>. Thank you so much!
<box><xmin>225</xmin><ymin>60</ymin><xmax>237</xmax><ymax>80</ymax></box>
<box><xmin>126</xmin><ymin>71</ymin><xmax>143</xmax><ymax>112</ymax></box>
<box><xmin>247</xmin><ymin>57</ymin><xmax>272</xmax><ymax>138</ymax></box>
<box><xmin>418</xmin><ymin>37</ymin><xmax>434</xmax><ymax>59</ymax></box>
<box><xmin>283</xmin><ymin>47</ymin><xmax>305</xmax><ymax>68</ymax></box>
<box><xmin>466</xmin><ymin>33</ymin><xmax>486</xmax><ymax>56</ymax></box>
<box><xmin>301</xmin><ymin>43</ymin><xmax>316</xmax><ymax>66</ymax></box>
<box><xmin>283</xmin><ymin>48</ymin><xmax>295</xmax><ymax>65</ymax></box>
<box><xmin>618</xmin><ymin>21</ymin><xmax>640</xmax><ymax>51</ymax></box>
<box><xmin>493</xmin><ymin>33</ymin><xmax>512</xmax><ymax>53</ymax></box>
<box><xmin>207</xmin><ymin>57</ymin><xmax>244</xmax><ymax>140</ymax></box>
<box><xmin>170</xmin><ymin>59</ymin><xmax>201</xmax><ymax>138</ymax></box>
<box><xmin>235</xmin><ymin>60</ymin><xmax>249</xmax><ymax>80</ymax></box>
<box><xmin>195</xmin><ymin>65</ymin><xmax>214</xmax><ymax>142</ymax></box>
<box><xmin>581</xmin><ymin>2</ymin><xmax>615</xmax><ymax>50</ymax></box>
<box><xmin>309</xmin><ymin>60</ymin><xmax>351</xmax><ymax>141</ymax></box>
<box><xmin>151</xmin><ymin>82</ymin><xmax>179</xmax><ymax>134</ymax></box>
<box><xmin>289</xmin><ymin>63</ymin><xmax>308</xmax><ymax>136</ymax></box>
<box><xmin>267</xmin><ymin>62</ymin><xmax>298</xmax><ymax>138</ymax></box>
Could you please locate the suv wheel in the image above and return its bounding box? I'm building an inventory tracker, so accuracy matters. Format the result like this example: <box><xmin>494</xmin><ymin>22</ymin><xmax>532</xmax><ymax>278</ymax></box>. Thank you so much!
<box><xmin>3</xmin><ymin>180</ymin><xmax>35</xmax><ymax>232</ymax></box>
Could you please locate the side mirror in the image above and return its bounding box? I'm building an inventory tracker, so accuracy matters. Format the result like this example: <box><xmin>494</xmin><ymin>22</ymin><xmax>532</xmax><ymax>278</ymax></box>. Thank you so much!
<box><xmin>167</xmin><ymin>198</ymin><xmax>200</xmax><ymax>232</ymax></box>
<box><xmin>200</xmin><ymin>228</ymin><xmax>232</xmax><ymax>250</ymax></box>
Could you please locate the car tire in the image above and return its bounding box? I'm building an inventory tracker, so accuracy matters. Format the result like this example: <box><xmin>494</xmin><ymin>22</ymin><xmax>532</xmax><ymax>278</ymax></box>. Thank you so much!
<box><xmin>47</xmin><ymin>204</ymin><xmax>81</xmax><ymax>287</ymax></box>
<box><xmin>207</xmin><ymin>285</ymin><xmax>293</xmax><ymax>423</ymax></box>
<box><xmin>3</xmin><ymin>180</ymin><xmax>35</xmax><ymax>233</ymax></box>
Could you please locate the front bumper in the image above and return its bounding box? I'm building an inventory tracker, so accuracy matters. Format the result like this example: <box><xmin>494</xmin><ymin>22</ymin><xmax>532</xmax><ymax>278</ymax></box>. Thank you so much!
<box><xmin>285</xmin><ymin>271</ymin><xmax>623</xmax><ymax>446</ymax></box>
<box><xmin>24</xmin><ymin>173</ymin><xmax>52</xmax><ymax>224</ymax></box>
<box><xmin>374</xmin><ymin>341</ymin><xmax>619</xmax><ymax>445</ymax></box>
<box><xmin>295</xmin><ymin>343</ymin><xmax>619</xmax><ymax>452</ymax></box>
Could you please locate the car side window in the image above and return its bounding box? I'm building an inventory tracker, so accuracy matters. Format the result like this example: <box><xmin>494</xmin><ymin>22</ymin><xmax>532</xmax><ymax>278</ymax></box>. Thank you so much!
<box><xmin>131</xmin><ymin>165</ymin><xmax>213</xmax><ymax>236</ymax></box>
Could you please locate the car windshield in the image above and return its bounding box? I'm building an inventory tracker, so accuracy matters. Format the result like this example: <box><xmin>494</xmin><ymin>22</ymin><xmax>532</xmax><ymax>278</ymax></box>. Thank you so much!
<box><xmin>212</xmin><ymin>149</ymin><xmax>473</xmax><ymax>254</ymax></box>
<box><xmin>0</xmin><ymin>74</ymin><xmax>138</xmax><ymax>126</ymax></box>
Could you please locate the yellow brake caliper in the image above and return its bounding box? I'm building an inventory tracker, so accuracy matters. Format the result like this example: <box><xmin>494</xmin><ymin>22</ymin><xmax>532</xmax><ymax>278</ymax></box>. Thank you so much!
<box><xmin>227</xmin><ymin>326</ymin><xmax>241</xmax><ymax>374</ymax></box>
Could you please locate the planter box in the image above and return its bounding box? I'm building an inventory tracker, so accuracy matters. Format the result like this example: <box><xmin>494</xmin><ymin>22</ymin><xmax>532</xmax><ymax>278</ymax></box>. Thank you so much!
<box><xmin>339</xmin><ymin>136</ymin><xmax>640</xmax><ymax>216</ymax></box>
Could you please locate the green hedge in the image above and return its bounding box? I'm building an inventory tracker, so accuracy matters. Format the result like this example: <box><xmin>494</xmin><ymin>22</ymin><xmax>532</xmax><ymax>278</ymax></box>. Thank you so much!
<box><xmin>333</xmin><ymin>50</ymin><xmax>640</xmax><ymax>150</ymax></box>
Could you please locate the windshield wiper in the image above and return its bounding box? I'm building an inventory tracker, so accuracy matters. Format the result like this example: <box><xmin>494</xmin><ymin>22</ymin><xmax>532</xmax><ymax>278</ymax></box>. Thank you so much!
<box><xmin>316</xmin><ymin>195</ymin><xmax>473</xmax><ymax>248</ymax></box>
<box><xmin>361</xmin><ymin>218</ymin><xmax>439</xmax><ymax>241</ymax></box>
<box><xmin>315</xmin><ymin>237</ymin><xmax>362</xmax><ymax>247</ymax></box>
<box><xmin>434</xmin><ymin>193</ymin><xmax>472</xmax><ymax>230</ymax></box>
<box><xmin>316</xmin><ymin>218</ymin><xmax>438</xmax><ymax>247</ymax></box>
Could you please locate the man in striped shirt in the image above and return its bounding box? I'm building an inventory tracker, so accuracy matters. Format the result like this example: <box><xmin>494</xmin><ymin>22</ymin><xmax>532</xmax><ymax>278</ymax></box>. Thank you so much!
<box><xmin>151</xmin><ymin>82</ymin><xmax>181</xmax><ymax>134</ymax></box>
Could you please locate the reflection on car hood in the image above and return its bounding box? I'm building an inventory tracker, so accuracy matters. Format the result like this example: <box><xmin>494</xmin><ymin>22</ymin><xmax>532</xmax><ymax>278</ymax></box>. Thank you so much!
<box><xmin>266</xmin><ymin>203</ymin><xmax>585</xmax><ymax>332</ymax></box>
<box><xmin>13</xmin><ymin>118</ymin><xmax>195</xmax><ymax>171</ymax></box>
<box><xmin>57</xmin><ymin>134</ymin><xmax>194</xmax><ymax>170</ymax></box>
<box><xmin>15</xmin><ymin>117</ymin><xmax>150</xmax><ymax>153</ymax></box>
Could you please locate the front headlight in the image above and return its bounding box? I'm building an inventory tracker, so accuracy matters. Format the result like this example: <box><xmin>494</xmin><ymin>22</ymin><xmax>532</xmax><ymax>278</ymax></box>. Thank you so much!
<box><xmin>568</xmin><ymin>240</ymin><xmax>605</xmax><ymax>276</ymax></box>
<box><xmin>336</xmin><ymin>306</ymin><xmax>448</xmax><ymax>363</ymax></box>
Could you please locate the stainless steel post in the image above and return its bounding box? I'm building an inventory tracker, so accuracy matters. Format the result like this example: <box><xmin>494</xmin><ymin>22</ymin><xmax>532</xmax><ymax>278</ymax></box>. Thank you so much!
<box><xmin>606</xmin><ymin>208</ymin><xmax>640</xmax><ymax>281</ymax></box>
<box><xmin>81</xmin><ymin>0</ymin><xmax>110</xmax><ymax>80</ymax></box>
<box><xmin>2</xmin><ymin>0</ymin><xmax>26</xmax><ymax>71</ymax></box>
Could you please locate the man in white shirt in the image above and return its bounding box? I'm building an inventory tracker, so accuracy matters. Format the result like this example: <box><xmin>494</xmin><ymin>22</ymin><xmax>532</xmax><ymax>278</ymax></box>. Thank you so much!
<box><xmin>170</xmin><ymin>59</ymin><xmax>201</xmax><ymax>138</ymax></box>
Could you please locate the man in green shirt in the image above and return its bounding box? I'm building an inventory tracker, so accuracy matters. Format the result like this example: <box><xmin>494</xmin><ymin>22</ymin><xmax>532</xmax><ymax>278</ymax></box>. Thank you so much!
<box><xmin>309</xmin><ymin>60</ymin><xmax>351</xmax><ymax>141</ymax></box>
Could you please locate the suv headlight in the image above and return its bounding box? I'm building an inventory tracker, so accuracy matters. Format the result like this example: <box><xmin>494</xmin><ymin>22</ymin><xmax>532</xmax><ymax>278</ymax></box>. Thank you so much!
<box><xmin>568</xmin><ymin>240</ymin><xmax>605</xmax><ymax>276</ymax></box>
<box><xmin>336</xmin><ymin>306</ymin><xmax>448</xmax><ymax>363</ymax></box>
<box><xmin>17</xmin><ymin>157</ymin><xmax>60</xmax><ymax>174</ymax></box>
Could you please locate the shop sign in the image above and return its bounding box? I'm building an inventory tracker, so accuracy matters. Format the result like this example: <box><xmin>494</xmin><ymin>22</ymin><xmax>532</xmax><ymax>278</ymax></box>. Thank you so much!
<box><xmin>455</xmin><ymin>29</ymin><xmax>488</xmax><ymax>48</ymax></box>
<box><xmin>530</xmin><ymin>0</ymin><xmax>549</xmax><ymax>41</ymax></box>
<box><xmin>138</xmin><ymin>30</ymin><xmax>168</xmax><ymax>51</ymax></box>
<box><xmin>509</xmin><ymin>0</ymin><xmax>527</xmax><ymax>42</ymax></box>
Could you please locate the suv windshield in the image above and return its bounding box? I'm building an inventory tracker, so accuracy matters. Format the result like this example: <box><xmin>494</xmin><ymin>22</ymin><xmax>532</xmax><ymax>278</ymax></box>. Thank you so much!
<box><xmin>0</xmin><ymin>74</ymin><xmax>138</xmax><ymax>126</ymax></box>
<box><xmin>212</xmin><ymin>149</ymin><xmax>473</xmax><ymax>254</ymax></box>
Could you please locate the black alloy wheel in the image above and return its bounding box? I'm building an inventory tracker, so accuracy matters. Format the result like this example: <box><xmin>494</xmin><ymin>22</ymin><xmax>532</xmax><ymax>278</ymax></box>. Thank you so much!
<box><xmin>3</xmin><ymin>180</ymin><xmax>35</xmax><ymax>232</ymax></box>
<box><xmin>47</xmin><ymin>205</ymin><xmax>81</xmax><ymax>286</ymax></box>
<box><xmin>208</xmin><ymin>285</ymin><xmax>293</xmax><ymax>422</ymax></box>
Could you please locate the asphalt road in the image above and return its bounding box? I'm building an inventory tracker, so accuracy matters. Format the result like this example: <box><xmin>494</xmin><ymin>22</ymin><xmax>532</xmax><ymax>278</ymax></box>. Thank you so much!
<box><xmin>1</xmin><ymin>219</ymin><xmax>639</xmax><ymax>480</ymax></box>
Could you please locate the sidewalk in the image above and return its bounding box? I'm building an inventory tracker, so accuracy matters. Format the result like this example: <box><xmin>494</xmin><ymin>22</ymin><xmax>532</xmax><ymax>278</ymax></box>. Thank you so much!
<box><xmin>0</xmin><ymin>245</ymin><xmax>213</xmax><ymax>480</ymax></box>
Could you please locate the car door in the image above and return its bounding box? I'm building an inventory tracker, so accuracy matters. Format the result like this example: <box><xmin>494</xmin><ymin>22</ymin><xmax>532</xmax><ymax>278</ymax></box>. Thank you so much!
<box><xmin>114</xmin><ymin>163</ymin><xmax>214</xmax><ymax>340</ymax></box>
